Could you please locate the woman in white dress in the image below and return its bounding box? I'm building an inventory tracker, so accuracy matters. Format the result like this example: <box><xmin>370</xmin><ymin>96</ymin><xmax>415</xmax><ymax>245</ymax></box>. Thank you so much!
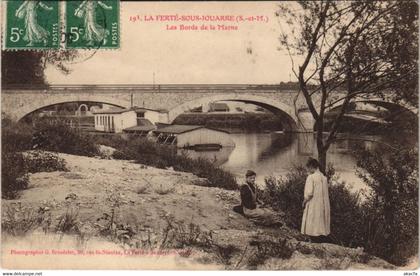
<box><xmin>75</xmin><ymin>0</ymin><xmax>113</xmax><ymax>46</ymax></box>
<box><xmin>301</xmin><ymin>158</ymin><xmax>331</xmax><ymax>243</ymax></box>
<box><xmin>15</xmin><ymin>1</ymin><xmax>53</xmax><ymax>46</ymax></box>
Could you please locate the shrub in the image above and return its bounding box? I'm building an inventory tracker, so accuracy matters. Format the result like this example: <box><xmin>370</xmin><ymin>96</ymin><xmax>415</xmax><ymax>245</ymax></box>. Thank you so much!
<box><xmin>260</xmin><ymin>166</ymin><xmax>366</xmax><ymax>249</ymax></box>
<box><xmin>1</xmin><ymin>118</ymin><xmax>69</xmax><ymax>198</ymax></box>
<box><xmin>23</xmin><ymin>151</ymin><xmax>68</xmax><ymax>173</ymax></box>
<box><xmin>355</xmin><ymin>147</ymin><xmax>419</xmax><ymax>266</ymax></box>
<box><xmin>260</xmin><ymin>167</ymin><xmax>307</xmax><ymax>229</ymax></box>
<box><xmin>262</xmin><ymin>146</ymin><xmax>419</xmax><ymax>266</ymax></box>
<box><xmin>2</xmin><ymin>116</ymin><xmax>34</xmax><ymax>150</ymax></box>
<box><xmin>1</xmin><ymin>150</ymin><xmax>29</xmax><ymax>199</ymax></box>
<box><xmin>2</xmin><ymin>118</ymin><xmax>30</xmax><ymax>198</ymax></box>
<box><xmin>2</xmin><ymin>150</ymin><xmax>68</xmax><ymax>199</ymax></box>
<box><xmin>2</xmin><ymin>203</ymin><xmax>46</xmax><ymax>235</ymax></box>
<box><xmin>167</xmin><ymin>155</ymin><xmax>238</xmax><ymax>190</ymax></box>
<box><xmin>2</xmin><ymin>118</ymin><xmax>30</xmax><ymax>199</ymax></box>
<box><xmin>328</xmin><ymin>180</ymin><xmax>365</xmax><ymax>247</ymax></box>
<box><xmin>32</xmin><ymin>120</ymin><xmax>98</xmax><ymax>156</ymax></box>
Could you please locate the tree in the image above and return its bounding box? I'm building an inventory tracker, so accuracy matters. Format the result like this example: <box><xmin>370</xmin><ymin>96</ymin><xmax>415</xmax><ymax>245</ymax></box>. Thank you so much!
<box><xmin>278</xmin><ymin>1</ymin><xmax>418</xmax><ymax>171</ymax></box>
<box><xmin>1</xmin><ymin>51</ymin><xmax>45</xmax><ymax>86</ymax></box>
<box><xmin>1</xmin><ymin>50</ymin><xmax>79</xmax><ymax>87</ymax></box>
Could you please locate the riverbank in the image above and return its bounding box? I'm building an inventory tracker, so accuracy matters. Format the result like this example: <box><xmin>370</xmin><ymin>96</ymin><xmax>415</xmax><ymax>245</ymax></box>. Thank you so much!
<box><xmin>173</xmin><ymin>113</ymin><xmax>284</xmax><ymax>133</ymax></box>
<box><xmin>1</xmin><ymin>152</ymin><xmax>399</xmax><ymax>270</ymax></box>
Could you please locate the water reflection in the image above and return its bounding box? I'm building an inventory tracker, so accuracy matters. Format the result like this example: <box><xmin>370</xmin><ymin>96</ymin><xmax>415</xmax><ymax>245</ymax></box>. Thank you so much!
<box><xmin>180</xmin><ymin>132</ymin><xmax>392</xmax><ymax>191</ymax></box>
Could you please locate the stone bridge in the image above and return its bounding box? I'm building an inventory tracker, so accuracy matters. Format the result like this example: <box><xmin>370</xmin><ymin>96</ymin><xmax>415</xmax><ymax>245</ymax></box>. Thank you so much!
<box><xmin>2</xmin><ymin>84</ymin><xmax>416</xmax><ymax>132</ymax></box>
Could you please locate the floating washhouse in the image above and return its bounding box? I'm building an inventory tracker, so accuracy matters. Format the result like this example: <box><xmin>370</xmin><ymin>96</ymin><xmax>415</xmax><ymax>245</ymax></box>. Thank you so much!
<box><xmin>152</xmin><ymin>125</ymin><xmax>235</xmax><ymax>149</ymax></box>
<box><xmin>123</xmin><ymin>118</ymin><xmax>156</xmax><ymax>136</ymax></box>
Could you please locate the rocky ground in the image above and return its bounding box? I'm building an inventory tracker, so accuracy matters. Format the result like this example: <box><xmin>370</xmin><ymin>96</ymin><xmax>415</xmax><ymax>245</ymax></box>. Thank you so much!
<box><xmin>1</xmin><ymin>152</ymin><xmax>398</xmax><ymax>270</ymax></box>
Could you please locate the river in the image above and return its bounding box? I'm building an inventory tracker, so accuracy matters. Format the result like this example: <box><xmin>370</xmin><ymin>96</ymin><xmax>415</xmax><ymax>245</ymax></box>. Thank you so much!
<box><xmin>181</xmin><ymin>132</ymin><xmax>391</xmax><ymax>192</ymax></box>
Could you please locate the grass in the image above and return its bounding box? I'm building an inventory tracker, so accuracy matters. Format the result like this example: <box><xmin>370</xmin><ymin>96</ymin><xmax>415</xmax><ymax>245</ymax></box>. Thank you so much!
<box><xmin>55</xmin><ymin>207</ymin><xmax>80</xmax><ymax>234</ymax></box>
<box><xmin>2</xmin><ymin>204</ymin><xmax>44</xmax><ymax>236</ymax></box>
<box><xmin>213</xmin><ymin>244</ymin><xmax>242</xmax><ymax>266</ymax></box>
<box><xmin>247</xmin><ymin>237</ymin><xmax>294</xmax><ymax>268</ymax></box>
<box><xmin>159</xmin><ymin>216</ymin><xmax>213</xmax><ymax>250</ymax></box>
<box><xmin>154</xmin><ymin>184</ymin><xmax>175</xmax><ymax>195</ymax></box>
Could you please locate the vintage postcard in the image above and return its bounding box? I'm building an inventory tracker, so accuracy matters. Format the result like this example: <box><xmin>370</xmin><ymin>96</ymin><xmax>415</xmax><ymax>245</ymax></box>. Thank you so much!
<box><xmin>1</xmin><ymin>0</ymin><xmax>419</xmax><ymax>272</ymax></box>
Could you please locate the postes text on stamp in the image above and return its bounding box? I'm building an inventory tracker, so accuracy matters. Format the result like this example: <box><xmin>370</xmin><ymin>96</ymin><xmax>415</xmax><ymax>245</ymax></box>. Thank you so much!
<box><xmin>65</xmin><ymin>0</ymin><xmax>120</xmax><ymax>49</ymax></box>
<box><xmin>5</xmin><ymin>0</ymin><xmax>60</xmax><ymax>50</ymax></box>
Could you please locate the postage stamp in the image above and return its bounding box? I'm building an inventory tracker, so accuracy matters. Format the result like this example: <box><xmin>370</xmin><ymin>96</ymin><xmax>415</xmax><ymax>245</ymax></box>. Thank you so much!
<box><xmin>4</xmin><ymin>0</ymin><xmax>60</xmax><ymax>50</ymax></box>
<box><xmin>65</xmin><ymin>0</ymin><xmax>120</xmax><ymax>49</ymax></box>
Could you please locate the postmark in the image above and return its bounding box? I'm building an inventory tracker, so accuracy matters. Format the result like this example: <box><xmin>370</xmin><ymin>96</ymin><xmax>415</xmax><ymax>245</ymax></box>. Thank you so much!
<box><xmin>65</xmin><ymin>0</ymin><xmax>120</xmax><ymax>49</ymax></box>
<box><xmin>5</xmin><ymin>0</ymin><xmax>60</xmax><ymax>50</ymax></box>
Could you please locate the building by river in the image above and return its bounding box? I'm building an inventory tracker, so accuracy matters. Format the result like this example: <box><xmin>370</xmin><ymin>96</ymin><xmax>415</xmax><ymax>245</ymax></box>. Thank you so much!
<box><xmin>93</xmin><ymin>108</ymin><xmax>137</xmax><ymax>133</ymax></box>
<box><xmin>153</xmin><ymin>125</ymin><xmax>235</xmax><ymax>149</ymax></box>
<box><xmin>93</xmin><ymin>107</ymin><xmax>164</xmax><ymax>133</ymax></box>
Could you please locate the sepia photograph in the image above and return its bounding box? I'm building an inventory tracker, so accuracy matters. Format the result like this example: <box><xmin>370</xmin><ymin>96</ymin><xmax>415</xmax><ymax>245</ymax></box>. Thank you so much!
<box><xmin>1</xmin><ymin>0</ymin><xmax>419</xmax><ymax>272</ymax></box>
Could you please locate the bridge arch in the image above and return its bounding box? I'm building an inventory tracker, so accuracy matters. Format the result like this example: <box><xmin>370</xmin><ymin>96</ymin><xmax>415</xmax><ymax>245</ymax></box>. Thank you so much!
<box><xmin>319</xmin><ymin>99</ymin><xmax>418</xmax><ymax>131</ymax></box>
<box><xmin>168</xmin><ymin>94</ymin><xmax>299</xmax><ymax>131</ymax></box>
<box><xmin>325</xmin><ymin>99</ymin><xmax>417</xmax><ymax>120</ymax></box>
<box><xmin>11</xmin><ymin>94</ymin><xmax>131</xmax><ymax>122</ymax></box>
<box><xmin>326</xmin><ymin>98</ymin><xmax>417</xmax><ymax>115</ymax></box>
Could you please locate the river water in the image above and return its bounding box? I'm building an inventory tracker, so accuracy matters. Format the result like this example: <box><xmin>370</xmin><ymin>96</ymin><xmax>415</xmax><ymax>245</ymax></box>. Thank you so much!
<box><xmin>182</xmin><ymin>132</ymin><xmax>388</xmax><ymax>192</ymax></box>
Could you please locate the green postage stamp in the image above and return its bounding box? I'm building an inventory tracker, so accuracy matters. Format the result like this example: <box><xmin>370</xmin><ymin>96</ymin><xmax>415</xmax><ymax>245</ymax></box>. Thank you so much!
<box><xmin>5</xmin><ymin>1</ymin><xmax>60</xmax><ymax>50</ymax></box>
<box><xmin>66</xmin><ymin>0</ymin><xmax>120</xmax><ymax>49</ymax></box>
<box><xmin>3</xmin><ymin>0</ymin><xmax>120</xmax><ymax>50</ymax></box>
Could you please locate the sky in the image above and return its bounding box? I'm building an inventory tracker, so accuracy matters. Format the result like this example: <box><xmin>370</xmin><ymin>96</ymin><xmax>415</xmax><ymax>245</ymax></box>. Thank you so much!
<box><xmin>46</xmin><ymin>1</ymin><xmax>301</xmax><ymax>85</ymax></box>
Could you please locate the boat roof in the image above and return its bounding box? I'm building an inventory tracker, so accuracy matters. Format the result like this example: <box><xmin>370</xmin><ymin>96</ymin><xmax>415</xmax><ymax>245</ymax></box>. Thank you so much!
<box><xmin>94</xmin><ymin>107</ymin><xmax>168</xmax><ymax>115</ymax></box>
<box><xmin>132</xmin><ymin>106</ymin><xmax>168</xmax><ymax>113</ymax></box>
<box><xmin>123</xmin><ymin>125</ymin><xmax>156</xmax><ymax>132</ymax></box>
<box><xmin>92</xmin><ymin>108</ymin><xmax>134</xmax><ymax>115</ymax></box>
<box><xmin>154</xmin><ymin>125</ymin><xmax>229</xmax><ymax>134</ymax></box>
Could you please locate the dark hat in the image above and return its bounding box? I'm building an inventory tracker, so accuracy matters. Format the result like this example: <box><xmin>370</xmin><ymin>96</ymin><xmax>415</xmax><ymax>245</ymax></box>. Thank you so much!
<box><xmin>245</xmin><ymin>170</ymin><xmax>256</xmax><ymax>177</ymax></box>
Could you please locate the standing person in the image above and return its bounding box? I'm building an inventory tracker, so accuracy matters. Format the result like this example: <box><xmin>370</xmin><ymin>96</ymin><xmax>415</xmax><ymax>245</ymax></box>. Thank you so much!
<box><xmin>239</xmin><ymin>170</ymin><xmax>283</xmax><ymax>227</ymax></box>
<box><xmin>301</xmin><ymin>158</ymin><xmax>331</xmax><ymax>243</ymax></box>
<box><xmin>74</xmin><ymin>0</ymin><xmax>113</xmax><ymax>46</ymax></box>
<box><xmin>15</xmin><ymin>0</ymin><xmax>53</xmax><ymax>46</ymax></box>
